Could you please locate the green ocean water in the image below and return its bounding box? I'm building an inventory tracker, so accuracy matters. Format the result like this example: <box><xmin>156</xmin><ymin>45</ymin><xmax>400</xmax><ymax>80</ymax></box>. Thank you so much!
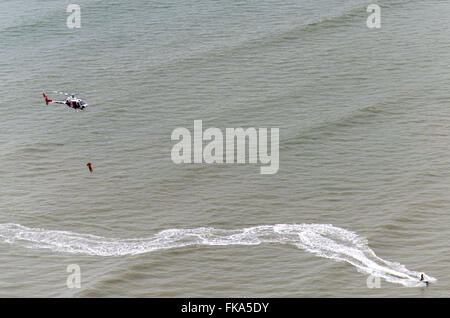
<box><xmin>0</xmin><ymin>0</ymin><xmax>449</xmax><ymax>297</ymax></box>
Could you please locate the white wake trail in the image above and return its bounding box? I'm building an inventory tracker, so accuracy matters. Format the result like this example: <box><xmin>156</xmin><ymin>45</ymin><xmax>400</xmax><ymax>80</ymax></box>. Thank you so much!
<box><xmin>0</xmin><ymin>223</ymin><xmax>435</xmax><ymax>287</ymax></box>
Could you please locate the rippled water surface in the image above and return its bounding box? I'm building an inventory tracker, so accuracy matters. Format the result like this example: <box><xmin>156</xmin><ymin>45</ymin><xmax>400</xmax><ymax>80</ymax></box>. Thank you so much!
<box><xmin>0</xmin><ymin>0</ymin><xmax>449</xmax><ymax>297</ymax></box>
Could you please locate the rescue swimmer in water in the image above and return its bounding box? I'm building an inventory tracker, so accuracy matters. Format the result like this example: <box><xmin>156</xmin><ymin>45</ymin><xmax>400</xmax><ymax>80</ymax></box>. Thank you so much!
<box><xmin>43</xmin><ymin>91</ymin><xmax>87</xmax><ymax>110</ymax></box>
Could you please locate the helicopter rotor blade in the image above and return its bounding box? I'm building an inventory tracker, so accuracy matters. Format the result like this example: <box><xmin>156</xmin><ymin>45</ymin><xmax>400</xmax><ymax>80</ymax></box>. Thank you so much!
<box><xmin>53</xmin><ymin>91</ymin><xmax>78</xmax><ymax>98</ymax></box>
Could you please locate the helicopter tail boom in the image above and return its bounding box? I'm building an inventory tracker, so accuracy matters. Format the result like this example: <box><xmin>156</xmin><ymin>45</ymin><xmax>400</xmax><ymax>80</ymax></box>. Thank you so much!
<box><xmin>43</xmin><ymin>93</ymin><xmax>52</xmax><ymax>105</ymax></box>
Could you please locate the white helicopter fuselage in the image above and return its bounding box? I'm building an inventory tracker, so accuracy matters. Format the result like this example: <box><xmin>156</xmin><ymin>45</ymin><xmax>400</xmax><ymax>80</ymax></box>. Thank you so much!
<box><xmin>65</xmin><ymin>96</ymin><xmax>87</xmax><ymax>109</ymax></box>
<box><xmin>42</xmin><ymin>92</ymin><xmax>87</xmax><ymax>110</ymax></box>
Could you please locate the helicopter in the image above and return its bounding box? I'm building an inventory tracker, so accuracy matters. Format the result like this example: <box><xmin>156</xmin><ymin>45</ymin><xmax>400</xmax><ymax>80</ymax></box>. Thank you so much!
<box><xmin>43</xmin><ymin>91</ymin><xmax>88</xmax><ymax>110</ymax></box>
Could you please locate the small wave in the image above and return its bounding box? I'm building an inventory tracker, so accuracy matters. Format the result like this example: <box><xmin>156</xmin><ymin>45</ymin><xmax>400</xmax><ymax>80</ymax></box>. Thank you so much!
<box><xmin>281</xmin><ymin>103</ymin><xmax>397</xmax><ymax>150</ymax></box>
<box><xmin>0</xmin><ymin>222</ymin><xmax>435</xmax><ymax>287</ymax></box>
